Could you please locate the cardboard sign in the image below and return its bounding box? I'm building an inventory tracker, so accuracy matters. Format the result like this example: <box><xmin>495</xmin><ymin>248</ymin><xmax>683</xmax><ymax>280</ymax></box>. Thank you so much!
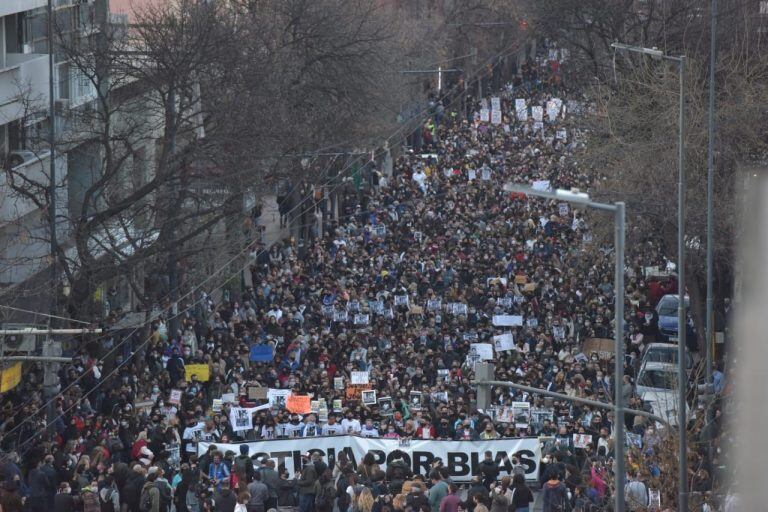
<box><xmin>185</xmin><ymin>364</ymin><xmax>210</xmax><ymax>382</ymax></box>
<box><xmin>248</xmin><ymin>386</ymin><xmax>268</xmax><ymax>400</ymax></box>
<box><xmin>351</xmin><ymin>371</ymin><xmax>370</xmax><ymax>385</ymax></box>
<box><xmin>334</xmin><ymin>377</ymin><xmax>344</xmax><ymax>390</ymax></box>
<box><xmin>514</xmin><ymin>275</ymin><xmax>528</xmax><ymax>285</ymax></box>
<box><xmin>531</xmin><ymin>106</ymin><xmax>543</xmax><ymax>122</ymax></box>
<box><xmin>582</xmin><ymin>338</ymin><xmax>614</xmax><ymax>360</ymax></box>
<box><xmin>480</xmin><ymin>108</ymin><xmax>490</xmax><ymax>122</ymax></box>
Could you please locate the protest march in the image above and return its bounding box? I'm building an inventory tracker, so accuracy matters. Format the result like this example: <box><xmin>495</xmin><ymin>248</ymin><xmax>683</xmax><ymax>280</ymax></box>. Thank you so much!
<box><xmin>0</xmin><ymin>39</ymin><xmax>732</xmax><ymax>512</ymax></box>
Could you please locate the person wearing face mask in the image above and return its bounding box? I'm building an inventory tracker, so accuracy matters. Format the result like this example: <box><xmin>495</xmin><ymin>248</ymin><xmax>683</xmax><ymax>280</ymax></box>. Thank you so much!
<box><xmin>284</xmin><ymin>414</ymin><xmax>303</xmax><ymax>438</ymax></box>
<box><xmin>340</xmin><ymin>412</ymin><xmax>361</xmax><ymax>434</ymax></box>
<box><xmin>321</xmin><ymin>415</ymin><xmax>344</xmax><ymax>436</ymax></box>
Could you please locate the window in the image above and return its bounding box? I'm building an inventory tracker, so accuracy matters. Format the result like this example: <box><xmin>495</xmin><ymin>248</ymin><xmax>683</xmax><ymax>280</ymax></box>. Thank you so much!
<box><xmin>761</xmin><ymin>1</ymin><xmax>768</xmax><ymax>15</ymax></box>
<box><xmin>640</xmin><ymin>370</ymin><xmax>676</xmax><ymax>390</ymax></box>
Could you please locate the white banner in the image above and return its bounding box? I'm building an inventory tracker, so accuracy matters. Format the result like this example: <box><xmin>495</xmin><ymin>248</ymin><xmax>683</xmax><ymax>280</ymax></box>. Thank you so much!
<box><xmin>198</xmin><ymin>436</ymin><xmax>541</xmax><ymax>482</ymax></box>
<box><xmin>493</xmin><ymin>315</ymin><xmax>523</xmax><ymax>326</ymax></box>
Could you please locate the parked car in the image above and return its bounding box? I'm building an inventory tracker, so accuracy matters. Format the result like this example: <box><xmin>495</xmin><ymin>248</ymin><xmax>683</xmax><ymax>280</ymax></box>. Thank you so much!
<box><xmin>636</xmin><ymin>361</ymin><xmax>690</xmax><ymax>428</ymax></box>
<box><xmin>641</xmin><ymin>343</ymin><xmax>693</xmax><ymax>370</ymax></box>
<box><xmin>656</xmin><ymin>294</ymin><xmax>690</xmax><ymax>340</ymax></box>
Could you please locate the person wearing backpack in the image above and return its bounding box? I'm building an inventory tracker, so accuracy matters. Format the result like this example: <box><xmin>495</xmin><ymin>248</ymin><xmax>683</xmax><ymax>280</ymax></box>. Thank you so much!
<box><xmin>99</xmin><ymin>476</ymin><xmax>120</xmax><ymax>512</ymax></box>
<box><xmin>152</xmin><ymin>468</ymin><xmax>173</xmax><ymax>512</ymax></box>
<box><xmin>140</xmin><ymin>472</ymin><xmax>161</xmax><ymax>512</ymax></box>
<box><xmin>81</xmin><ymin>481</ymin><xmax>102</xmax><ymax>512</ymax></box>
<box><xmin>232</xmin><ymin>446</ymin><xmax>254</xmax><ymax>485</ymax></box>
<box><xmin>542</xmin><ymin>470</ymin><xmax>570</xmax><ymax>512</ymax></box>
<box><xmin>313</xmin><ymin>469</ymin><xmax>335</xmax><ymax>512</ymax></box>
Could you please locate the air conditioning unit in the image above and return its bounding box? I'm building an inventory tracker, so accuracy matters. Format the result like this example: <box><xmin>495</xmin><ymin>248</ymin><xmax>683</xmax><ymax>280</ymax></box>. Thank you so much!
<box><xmin>2</xmin><ymin>332</ymin><xmax>36</xmax><ymax>352</ymax></box>
<box><xmin>55</xmin><ymin>98</ymin><xmax>71</xmax><ymax>115</ymax></box>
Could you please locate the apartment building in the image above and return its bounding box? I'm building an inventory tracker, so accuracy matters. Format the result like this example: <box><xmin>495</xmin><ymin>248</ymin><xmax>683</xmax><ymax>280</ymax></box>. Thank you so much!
<box><xmin>0</xmin><ymin>0</ymin><xmax>156</xmax><ymax>315</ymax></box>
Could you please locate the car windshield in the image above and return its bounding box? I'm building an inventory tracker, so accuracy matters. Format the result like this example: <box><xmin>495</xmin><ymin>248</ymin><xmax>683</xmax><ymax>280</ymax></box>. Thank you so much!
<box><xmin>658</xmin><ymin>302</ymin><xmax>678</xmax><ymax>316</ymax></box>
<box><xmin>640</xmin><ymin>370</ymin><xmax>676</xmax><ymax>390</ymax></box>
<box><xmin>646</xmin><ymin>350</ymin><xmax>677</xmax><ymax>364</ymax></box>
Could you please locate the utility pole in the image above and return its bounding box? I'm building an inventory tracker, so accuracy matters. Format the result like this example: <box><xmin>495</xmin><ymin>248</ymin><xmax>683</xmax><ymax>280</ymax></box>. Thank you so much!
<box><xmin>46</xmin><ymin>0</ymin><xmax>59</xmax><ymax>435</ymax></box>
<box><xmin>705</xmin><ymin>0</ymin><xmax>717</xmax><ymax>466</ymax></box>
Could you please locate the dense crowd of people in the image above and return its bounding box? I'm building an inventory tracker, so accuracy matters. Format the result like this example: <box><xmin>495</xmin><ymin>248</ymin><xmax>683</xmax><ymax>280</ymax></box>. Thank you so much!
<box><xmin>0</xmin><ymin>42</ymin><xmax>734</xmax><ymax>512</ymax></box>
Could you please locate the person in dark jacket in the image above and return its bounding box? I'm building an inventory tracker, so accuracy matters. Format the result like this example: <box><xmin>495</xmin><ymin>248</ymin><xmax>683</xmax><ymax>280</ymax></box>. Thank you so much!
<box><xmin>510</xmin><ymin>474</ymin><xmax>534</xmax><ymax>512</ymax></box>
<box><xmin>28</xmin><ymin>459</ymin><xmax>52</xmax><ymax>512</ymax></box>
<box><xmin>53</xmin><ymin>482</ymin><xmax>77</xmax><ymax>512</ymax></box>
<box><xmin>213</xmin><ymin>481</ymin><xmax>237</xmax><ymax>512</ymax></box>
<box><xmin>477</xmin><ymin>451</ymin><xmax>500</xmax><ymax>489</ymax></box>
<box><xmin>541</xmin><ymin>471</ymin><xmax>569</xmax><ymax>512</ymax></box>
<box><xmin>275</xmin><ymin>469</ymin><xmax>295</xmax><ymax>508</ymax></box>
<box><xmin>385</xmin><ymin>454</ymin><xmax>412</xmax><ymax>494</ymax></box>
<box><xmin>296</xmin><ymin>453</ymin><xmax>317</xmax><ymax>512</ymax></box>
<box><xmin>232</xmin><ymin>446</ymin><xmax>254</xmax><ymax>485</ymax></box>
<box><xmin>0</xmin><ymin>480</ymin><xmax>24</xmax><ymax>512</ymax></box>
<box><xmin>123</xmin><ymin>465</ymin><xmax>146</xmax><ymax>512</ymax></box>
<box><xmin>140</xmin><ymin>473</ymin><xmax>160</xmax><ymax>512</ymax></box>
<box><xmin>463</xmin><ymin>476</ymin><xmax>487</xmax><ymax>512</ymax></box>
<box><xmin>257</xmin><ymin>460</ymin><xmax>279</xmax><ymax>511</ymax></box>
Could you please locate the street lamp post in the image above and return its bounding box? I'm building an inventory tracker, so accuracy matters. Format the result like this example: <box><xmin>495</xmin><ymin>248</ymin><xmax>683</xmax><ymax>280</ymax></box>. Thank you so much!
<box><xmin>503</xmin><ymin>184</ymin><xmax>626</xmax><ymax>512</ymax></box>
<box><xmin>611</xmin><ymin>42</ymin><xmax>688</xmax><ymax>512</ymax></box>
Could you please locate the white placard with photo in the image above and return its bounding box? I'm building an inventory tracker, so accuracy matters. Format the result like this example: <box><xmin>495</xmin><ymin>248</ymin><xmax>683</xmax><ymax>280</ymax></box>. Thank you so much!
<box><xmin>469</xmin><ymin>343</ymin><xmax>494</xmax><ymax>361</ymax></box>
<box><xmin>493</xmin><ymin>332</ymin><xmax>515</xmax><ymax>352</ymax></box>
<box><xmin>515</xmin><ymin>99</ymin><xmax>528</xmax><ymax>121</ymax></box>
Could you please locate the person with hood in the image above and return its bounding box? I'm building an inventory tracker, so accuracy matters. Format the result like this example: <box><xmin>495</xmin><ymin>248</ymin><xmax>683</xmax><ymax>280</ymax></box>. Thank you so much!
<box><xmin>140</xmin><ymin>472</ymin><xmax>160</xmax><ymax>512</ymax></box>
<box><xmin>476</xmin><ymin>451</ymin><xmax>500</xmax><ymax>489</ymax></box>
<box><xmin>233</xmin><ymin>446</ymin><xmax>254</xmax><ymax>484</ymax></box>
<box><xmin>541</xmin><ymin>470</ymin><xmax>569</xmax><ymax>512</ymax></box>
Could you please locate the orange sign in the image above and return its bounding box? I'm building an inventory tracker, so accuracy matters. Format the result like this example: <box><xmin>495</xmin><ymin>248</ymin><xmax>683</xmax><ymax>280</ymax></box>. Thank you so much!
<box><xmin>345</xmin><ymin>385</ymin><xmax>367</xmax><ymax>400</ymax></box>
<box><xmin>286</xmin><ymin>394</ymin><xmax>311</xmax><ymax>414</ymax></box>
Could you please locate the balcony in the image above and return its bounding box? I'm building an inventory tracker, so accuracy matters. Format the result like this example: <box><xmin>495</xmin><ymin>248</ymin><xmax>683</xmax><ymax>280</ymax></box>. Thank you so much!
<box><xmin>0</xmin><ymin>53</ymin><xmax>51</xmax><ymax>125</ymax></box>
<box><xmin>0</xmin><ymin>150</ymin><xmax>52</xmax><ymax>223</ymax></box>
<box><xmin>0</xmin><ymin>1</ymin><xmax>47</xmax><ymax>18</ymax></box>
